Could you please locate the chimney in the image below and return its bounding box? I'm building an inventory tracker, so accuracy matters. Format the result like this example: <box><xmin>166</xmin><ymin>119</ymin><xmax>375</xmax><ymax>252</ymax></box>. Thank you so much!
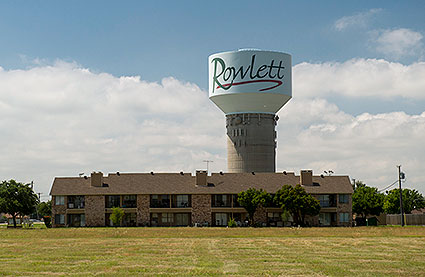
<box><xmin>91</xmin><ymin>172</ymin><xmax>103</xmax><ymax>187</ymax></box>
<box><xmin>300</xmin><ymin>170</ymin><xmax>313</xmax><ymax>186</ymax></box>
<box><xmin>196</xmin><ymin>170</ymin><xmax>207</xmax><ymax>186</ymax></box>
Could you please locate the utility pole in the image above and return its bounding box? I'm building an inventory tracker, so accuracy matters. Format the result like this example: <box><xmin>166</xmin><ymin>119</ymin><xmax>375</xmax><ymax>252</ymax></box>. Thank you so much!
<box><xmin>397</xmin><ymin>165</ymin><xmax>404</xmax><ymax>227</ymax></box>
<box><xmin>36</xmin><ymin>192</ymin><xmax>42</xmax><ymax>219</ymax></box>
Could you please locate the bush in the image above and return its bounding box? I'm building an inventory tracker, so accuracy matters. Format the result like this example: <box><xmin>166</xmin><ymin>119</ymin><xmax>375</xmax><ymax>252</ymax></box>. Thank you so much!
<box><xmin>110</xmin><ymin>207</ymin><xmax>125</xmax><ymax>226</ymax></box>
<box><xmin>43</xmin><ymin>216</ymin><xmax>52</xmax><ymax>228</ymax></box>
<box><xmin>228</xmin><ymin>217</ymin><xmax>237</xmax><ymax>228</ymax></box>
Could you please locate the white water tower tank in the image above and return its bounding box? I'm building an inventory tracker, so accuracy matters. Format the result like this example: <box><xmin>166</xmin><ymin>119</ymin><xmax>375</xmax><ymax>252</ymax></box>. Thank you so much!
<box><xmin>208</xmin><ymin>50</ymin><xmax>292</xmax><ymax>173</ymax></box>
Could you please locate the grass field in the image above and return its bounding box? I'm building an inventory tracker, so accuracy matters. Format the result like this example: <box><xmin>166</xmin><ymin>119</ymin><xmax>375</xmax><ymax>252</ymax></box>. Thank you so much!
<box><xmin>0</xmin><ymin>226</ymin><xmax>424</xmax><ymax>276</ymax></box>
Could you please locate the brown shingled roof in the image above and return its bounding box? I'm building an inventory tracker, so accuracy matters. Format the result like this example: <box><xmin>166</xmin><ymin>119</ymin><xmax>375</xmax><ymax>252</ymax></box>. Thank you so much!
<box><xmin>50</xmin><ymin>172</ymin><xmax>353</xmax><ymax>196</ymax></box>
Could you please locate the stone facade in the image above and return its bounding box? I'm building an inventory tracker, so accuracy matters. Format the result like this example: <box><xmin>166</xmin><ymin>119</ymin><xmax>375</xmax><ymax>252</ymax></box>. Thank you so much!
<box><xmin>137</xmin><ymin>194</ymin><xmax>150</xmax><ymax>226</ymax></box>
<box><xmin>85</xmin><ymin>195</ymin><xmax>105</xmax><ymax>227</ymax></box>
<box><xmin>51</xmin><ymin>196</ymin><xmax>67</xmax><ymax>227</ymax></box>
<box><xmin>191</xmin><ymin>194</ymin><xmax>212</xmax><ymax>225</ymax></box>
<box><xmin>51</xmin><ymin>193</ymin><xmax>352</xmax><ymax>228</ymax></box>
<box><xmin>337</xmin><ymin>194</ymin><xmax>352</xmax><ymax>227</ymax></box>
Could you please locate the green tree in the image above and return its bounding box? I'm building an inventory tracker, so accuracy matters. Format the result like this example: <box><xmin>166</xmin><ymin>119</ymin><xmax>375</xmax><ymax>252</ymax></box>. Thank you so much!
<box><xmin>110</xmin><ymin>207</ymin><xmax>125</xmax><ymax>226</ymax></box>
<box><xmin>384</xmin><ymin>188</ymin><xmax>425</xmax><ymax>214</ymax></box>
<box><xmin>274</xmin><ymin>184</ymin><xmax>321</xmax><ymax>226</ymax></box>
<box><xmin>237</xmin><ymin>188</ymin><xmax>271</xmax><ymax>226</ymax></box>
<box><xmin>37</xmin><ymin>201</ymin><xmax>52</xmax><ymax>218</ymax></box>
<box><xmin>352</xmin><ymin>183</ymin><xmax>384</xmax><ymax>219</ymax></box>
<box><xmin>0</xmin><ymin>180</ymin><xmax>39</xmax><ymax>227</ymax></box>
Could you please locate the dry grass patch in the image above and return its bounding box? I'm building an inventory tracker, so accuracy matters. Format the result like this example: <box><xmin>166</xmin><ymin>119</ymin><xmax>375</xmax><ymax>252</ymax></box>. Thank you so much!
<box><xmin>0</xmin><ymin>227</ymin><xmax>424</xmax><ymax>276</ymax></box>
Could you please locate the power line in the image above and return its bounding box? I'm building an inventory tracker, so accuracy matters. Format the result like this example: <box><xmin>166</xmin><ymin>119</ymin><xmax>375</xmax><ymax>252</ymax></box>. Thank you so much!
<box><xmin>378</xmin><ymin>180</ymin><xmax>399</xmax><ymax>193</ymax></box>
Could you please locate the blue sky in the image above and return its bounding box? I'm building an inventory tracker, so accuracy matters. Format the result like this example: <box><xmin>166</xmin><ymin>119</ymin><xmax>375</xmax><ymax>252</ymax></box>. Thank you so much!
<box><xmin>0</xmin><ymin>1</ymin><xmax>425</xmax><ymax>198</ymax></box>
<box><xmin>1</xmin><ymin>1</ymin><xmax>423</xmax><ymax>80</ymax></box>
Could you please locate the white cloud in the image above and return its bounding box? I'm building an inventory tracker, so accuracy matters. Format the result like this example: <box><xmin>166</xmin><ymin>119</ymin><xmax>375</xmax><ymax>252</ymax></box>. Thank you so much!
<box><xmin>0</xmin><ymin>60</ymin><xmax>424</xmax><ymax>198</ymax></box>
<box><xmin>277</xmin><ymin>99</ymin><xmax>425</xmax><ymax>193</ymax></box>
<box><xmin>371</xmin><ymin>28</ymin><xmax>424</xmax><ymax>59</ymax></box>
<box><xmin>294</xmin><ymin>58</ymin><xmax>425</xmax><ymax>99</ymax></box>
<box><xmin>334</xmin><ymin>8</ymin><xmax>382</xmax><ymax>31</ymax></box>
<box><xmin>0</xmin><ymin>61</ymin><xmax>227</xmax><ymax>199</ymax></box>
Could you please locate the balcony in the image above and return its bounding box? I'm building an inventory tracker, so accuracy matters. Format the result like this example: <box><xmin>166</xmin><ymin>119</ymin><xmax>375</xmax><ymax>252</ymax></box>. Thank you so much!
<box><xmin>67</xmin><ymin>196</ymin><xmax>85</xmax><ymax>209</ymax></box>
<box><xmin>212</xmin><ymin>194</ymin><xmax>232</xmax><ymax>207</ymax></box>
<box><xmin>171</xmin><ymin>195</ymin><xmax>191</xmax><ymax>208</ymax></box>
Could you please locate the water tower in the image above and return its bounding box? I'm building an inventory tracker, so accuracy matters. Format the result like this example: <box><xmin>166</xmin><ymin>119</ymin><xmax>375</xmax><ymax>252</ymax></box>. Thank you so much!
<box><xmin>208</xmin><ymin>50</ymin><xmax>292</xmax><ymax>173</ymax></box>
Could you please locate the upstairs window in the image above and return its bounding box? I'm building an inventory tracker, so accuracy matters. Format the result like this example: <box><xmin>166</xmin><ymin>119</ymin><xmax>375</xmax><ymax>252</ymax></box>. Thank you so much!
<box><xmin>55</xmin><ymin>196</ymin><xmax>65</xmax><ymax>206</ymax></box>
<box><xmin>172</xmin><ymin>195</ymin><xmax>191</xmax><ymax>208</ymax></box>
<box><xmin>150</xmin><ymin>194</ymin><xmax>170</xmax><ymax>208</ymax></box>
<box><xmin>316</xmin><ymin>195</ymin><xmax>336</xmax><ymax>207</ymax></box>
<box><xmin>339</xmin><ymin>194</ymin><xmax>349</xmax><ymax>204</ymax></box>
<box><xmin>317</xmin><ymin>195</ymin><xmax>330</xmax><ymax>207</ymax></box>
<box><xmin>212</xmin><ymin>194</ymin><xmax>231</xmax><ymax>207</ymax></box>
<box><xmin>106</xmin><ymin>195</ymin><xmax>121</xmax><ymax>208</ymax></box>
<box><xmin>67</xmin><ymin>196</ymin><xmax>85</xmax><ymax>209</ymax></box>
<box><xmin>232</xmin><ymin>194</ymin><xmax>241</xmax><ymax>207</ymax></box>
<box><xmin>122</xmin><ymin>195</ymin><xmax>137</xmax><ymax>208</ymax></box>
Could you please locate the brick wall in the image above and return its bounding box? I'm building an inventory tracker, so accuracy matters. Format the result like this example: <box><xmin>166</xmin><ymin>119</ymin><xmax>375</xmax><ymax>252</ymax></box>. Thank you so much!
<box><xmin>337</xmin><ymin>194</ymin><xmax>352</xmax><ymax>227</ymax></box>
<box><xmin>192</xmin><ymin>194</ymin><xmax>212</xmax><ymax>225</ymax></box>
<box><xmin>137</xmin><ymin>194</ymin><xmax>150</xmax><ymax>226</ymax></box>
<box><xmin>51</xmin><ymin>196</ymin><xmax>67</xmax><ymax>227</ymax></box>
<box><xmin>85</xmin><ymin>195</ymin><xmax>105</xmax><ymax>227</ymax></box>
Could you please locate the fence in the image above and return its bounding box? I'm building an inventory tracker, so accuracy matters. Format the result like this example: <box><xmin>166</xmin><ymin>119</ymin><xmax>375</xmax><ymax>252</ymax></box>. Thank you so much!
<box><xmin>386</xmin><ymin>214</ymin><xmax>425</xmax><ymax>226</ymax></box>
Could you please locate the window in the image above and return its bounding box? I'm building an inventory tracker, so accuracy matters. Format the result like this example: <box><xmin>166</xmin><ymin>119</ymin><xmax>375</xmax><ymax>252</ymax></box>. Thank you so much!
<box><xmin>267</xmin><ymin>212</ymin><xmax>285</xmax><ymax>226</ymax></box>
<box><xmin>175</xmin><ymin>213</ymin><xmax>190</xmax><ymax>226</ymax></box>
<box><xmin>214</xmin><ymin>213</ymin><xmax>228</xmax><ymax>226</ymax></box>
<box><xmin>55</xmin><ymin>214</ymin><xmax>65</xmax><ymax>225</ymax></box>
<box><xmin>105</xmin><ymin>213</ymin><xmax>112</xmax><ymax>226</ymax></box>
<box><xmin>317</xmin><ymin>195</ymin><xmax>330</xmax><ymax>207</ymax></box>
<box><xmin>319</xmin><ymin>213</ymin><xmax>331</xmax><ymax>226</ymax></box>
<box><xmin>150</xmin><ymin>194</ymin><xmax>170</xmax><ymax>208</ymax></box>
<box><xmin>67</xmin><ymin>214</ymin><xmax>85</xmax><ymax>227</ymax></box>
<box><xmin>106</xmin><ymin>195</ymin><xmax>121</xmax><ymax>208</ymax></box>
<box><xmin>339</xmin><ymin>194</ymin><xmax>349</xmax><ymax>204</ymax></box>
<box><xmin>212</xmin><ymin>195</ymin><xmax>231</xmax><ymax>207</ymax></box>
<box><xmin>67</xmin><ymin>196</ymin><xmax>85</xmax><ymax>209</ymax></box>
<box><xmin>267</xmin><ymin>212</ymin><xmax>281</xmax><ymax>220</ymax></box>
<box><xmin>55</xmin><ymin>196</ymin><xmax>65</xmax><ymax>205</ymax></box>
<box><xmin>161</xmin><ymin>213</ymin><xmax>173</xmax><ymax>223</ymax></box>
<box><xmin>151</xmin><ymin>195</ymin><xmax>159</xmax><ymax>207</ymax></box>
<box><xmin>339</xmin><ymin>213</ymin><xmax>349</xmax><ymax>223</ymax></box>
<box><xmin>151</xmin><ymin>213</ymin><xmax>158</xmax><ymax>226</ymax></box>
<box><xmin>123</xmin><ymin>213</ymin><xmax>137</xmax><ymax>227</ymax></box>
<box><xmin>316</xmin><ymin>195</ymin><xmax>336</xmax><ymax>207</ymax></box>
<box><xmin>122</xmin><ymin>195</ymin><xmax>137</xmax><ymax>208</ymax></box>
<box><xmin>173</xmin><ymin>195</ymin><xmax>190</xmax><ymax>208</ymax></box>
<box><xmin>232</xmin><ymin>194</ymin><xmax>241</xmax><ymax>207</ymax></box>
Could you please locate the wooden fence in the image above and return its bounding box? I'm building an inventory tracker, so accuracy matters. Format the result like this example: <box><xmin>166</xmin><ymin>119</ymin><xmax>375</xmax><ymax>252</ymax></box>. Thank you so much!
<box><xmin>386</xmin><ymin>214</ymin><xmax>425</xmax><ymax>226</ymax></box>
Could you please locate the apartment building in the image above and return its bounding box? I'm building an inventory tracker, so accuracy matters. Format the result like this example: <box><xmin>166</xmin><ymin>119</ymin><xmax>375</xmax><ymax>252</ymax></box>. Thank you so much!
<box><xmin>50</xmin><ymin>170</ymin><xmax>353</xmax><ymax>227</ymax></box>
